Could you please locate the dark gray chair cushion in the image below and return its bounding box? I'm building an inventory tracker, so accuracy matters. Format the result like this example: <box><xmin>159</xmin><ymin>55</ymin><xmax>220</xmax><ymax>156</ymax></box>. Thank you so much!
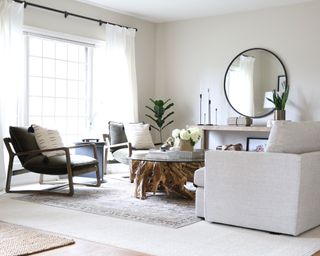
<box><xmin>9</xmin><ymin>126</ymin><xmax>40</xmax><ymax>164</ymax></box>
<box><xmin>23</xmin><ymin>154</ymin><xmax>98</xmax><ymax>175</ymax></box>
<box><xmin>108</xmin><ymin>121</ymin><xmax>128</xmax><ymax>153</ymax></box>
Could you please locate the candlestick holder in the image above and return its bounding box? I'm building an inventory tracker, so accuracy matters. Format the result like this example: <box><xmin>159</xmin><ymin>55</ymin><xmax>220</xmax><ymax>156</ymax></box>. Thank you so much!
<box><xmin>207</xmin><ymin>96</ymin><xmax>213</xmax><ymax>126</ymax></box>
<box><xmin>198</xmin><ymin>94</ymin><xmax>203</xmax><ymax>125</ymax></box>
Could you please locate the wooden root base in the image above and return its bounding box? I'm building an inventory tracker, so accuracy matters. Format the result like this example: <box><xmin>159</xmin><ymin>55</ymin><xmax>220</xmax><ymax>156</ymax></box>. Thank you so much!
<box><xmin>131</xmin><ymin>160</ymin><xmax>204</xmax><ymax>200</ymax></box>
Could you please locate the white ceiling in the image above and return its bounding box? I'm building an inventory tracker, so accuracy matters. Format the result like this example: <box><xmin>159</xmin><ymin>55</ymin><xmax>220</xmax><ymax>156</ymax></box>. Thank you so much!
<box><xmin>77</xmin><ymin>0</ymin><xmax>312</xmax><ymax>23</ymax></box>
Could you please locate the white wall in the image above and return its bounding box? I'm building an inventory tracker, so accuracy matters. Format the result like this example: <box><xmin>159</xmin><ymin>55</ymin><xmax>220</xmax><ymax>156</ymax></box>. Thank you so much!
<box><xmin>15</xmin><ymin>0</ymin><xmax>320</xmax><ymax>147</ymax></box>
<box><xmin>155</xmin><ymin>0</ymin><xmax>320</xmax><ymax>142</ymax></box>
<box><xmin>24</xmin><ymin>0</ymin><xmax>156</xmax><ymax>126</ymax></box>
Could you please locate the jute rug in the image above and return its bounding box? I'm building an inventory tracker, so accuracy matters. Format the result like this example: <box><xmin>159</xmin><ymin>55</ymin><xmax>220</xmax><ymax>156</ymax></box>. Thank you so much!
<box><xmin>0</xmin><ymin>221</ymin><xmax>75</xmax><ymax>256</ymax></box>
<box><xmin>15</xmin><ymin>178</ymin><xmax>200</xmax><ymax>228</ymax></box>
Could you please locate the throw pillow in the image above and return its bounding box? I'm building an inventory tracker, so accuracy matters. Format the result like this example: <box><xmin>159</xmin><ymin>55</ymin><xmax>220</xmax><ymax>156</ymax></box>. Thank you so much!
<box><xmin>108</xmin><ymin>121</ymin><xmax>128</xmax><ymax>145</ymax></box>
<box><xmin>266</xmin><ymin>121</ymin><xmax>320</xmax><ymax>154</ymax></box>
<box><xmin>32</xmin><ymin>124</ymin><xmax>65</xmax><ymax>157</ymax></box>
<box><xmin>124</xmin><ymin>123</ymin><xmax>154</xmax><ymax>149</ymax></box>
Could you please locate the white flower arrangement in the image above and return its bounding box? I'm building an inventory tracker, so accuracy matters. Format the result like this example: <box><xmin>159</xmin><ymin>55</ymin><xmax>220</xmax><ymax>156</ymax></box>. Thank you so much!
<box><xmin>171</xmin><ymin>127</ymin><xmax>202</xmax><ymax>146</ymax></box>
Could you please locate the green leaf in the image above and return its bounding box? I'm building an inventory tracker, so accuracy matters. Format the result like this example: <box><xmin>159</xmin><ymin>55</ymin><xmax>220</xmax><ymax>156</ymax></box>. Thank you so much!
<box><xmin>145</xmin><ymin>114</ymin><xmax>157</xmax><ymax>123</ymax></box>
<box><xmin>162</xmin><ymin>120</ymin><xmax>174</xmax><ymax>130</ymax></box>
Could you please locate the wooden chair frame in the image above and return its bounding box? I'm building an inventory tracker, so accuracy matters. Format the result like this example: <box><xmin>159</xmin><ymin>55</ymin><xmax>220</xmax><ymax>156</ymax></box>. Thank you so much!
<box><xmin>102</xmin><ymin>133</ymin><xmax>132</xmax><ymax>176</ymax></box>
<box><xmin>3</xmin><ymin>137</ymin><xmax>101</xmax><ymax>196</ymax></box>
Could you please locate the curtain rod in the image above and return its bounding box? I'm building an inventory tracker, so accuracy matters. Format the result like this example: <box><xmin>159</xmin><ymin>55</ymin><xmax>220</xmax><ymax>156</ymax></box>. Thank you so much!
<box><xmin>13</xmin><ymin>0</ymin><xmax>138</xmax><ymax>31</ymax></box>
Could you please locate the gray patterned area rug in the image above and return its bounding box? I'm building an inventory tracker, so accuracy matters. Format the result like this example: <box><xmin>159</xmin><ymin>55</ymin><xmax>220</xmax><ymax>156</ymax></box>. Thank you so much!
<box><xmin>15</xmin><ymin>178</ymin><xmax>200</xmax><ymax>228</ymax></box>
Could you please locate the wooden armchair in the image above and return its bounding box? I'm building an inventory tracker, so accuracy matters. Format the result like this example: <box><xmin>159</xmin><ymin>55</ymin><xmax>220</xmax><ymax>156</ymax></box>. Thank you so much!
<box><xmin>103</xmin><ymin>121</ymin><xmax>159</xmax><ymax>181</ymax></box>
<box><xmin>3</xmin><ymin>126</ymin><xmax>101</xmax><ymax>196</ymax></box>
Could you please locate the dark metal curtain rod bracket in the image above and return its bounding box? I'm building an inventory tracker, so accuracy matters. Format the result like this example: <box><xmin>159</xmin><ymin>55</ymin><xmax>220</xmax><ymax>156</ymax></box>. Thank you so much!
<box><xmin>14</xmin><ymin>0</ymin><xmax>138</xmax><ymax>31</ymax></box>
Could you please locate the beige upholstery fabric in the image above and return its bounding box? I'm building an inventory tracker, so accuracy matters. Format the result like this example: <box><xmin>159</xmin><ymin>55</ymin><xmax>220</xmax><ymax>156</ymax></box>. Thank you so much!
<box><xmin>194</xmin><ymin>167</ymin><xmax>205</xmax><ymax>187</ymax></box>
<box><xmin>266</xmin><ymin>121</ymin><xmax>320</xmax><ymax>153</ymax></box>
<box><xmin>194</xmin><ymin>167</ymin><xmax>205</xmax><ymax>218</ymax></box>
<box><xmin>32</xmin><ymin>124</ymin><xmax>65</xmax><ymax>157</ymax></box>
<box><xmin>201</xmin><ymin>150</ymin><xmax>320</xmax><ymax>236</ymax></box>
<box><xmin>124</xmin><ymin>123</ymin><xmax>154</xmax><ymax>149</ymax></box>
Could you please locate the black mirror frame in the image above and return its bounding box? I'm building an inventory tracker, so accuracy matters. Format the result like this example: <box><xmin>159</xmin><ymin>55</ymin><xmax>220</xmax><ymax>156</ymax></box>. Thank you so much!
<box><xmin>223</xmin><ymin>47</ymin><xmax>288</xmax><ymax>118</ymax></box>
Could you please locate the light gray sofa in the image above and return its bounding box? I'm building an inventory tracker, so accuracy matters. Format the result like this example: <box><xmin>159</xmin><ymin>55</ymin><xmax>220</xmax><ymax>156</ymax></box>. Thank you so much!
<box><xmin>194</xmin><ymin>121</ymin><xmax>320</xmax><ymax>236</ymax></box>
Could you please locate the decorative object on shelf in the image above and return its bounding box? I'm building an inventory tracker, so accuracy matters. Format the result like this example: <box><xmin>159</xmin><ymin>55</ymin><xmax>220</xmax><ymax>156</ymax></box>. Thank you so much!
<box><xmin>145</xmin><ymin>98</ymin><xmax>174</xmax><ymax>143</ymax></box>
<box><xmin>172</xmin><ymin>127</ymin><xmax>202</xmax><ymax>152</ymax></box>
<box><xmin>214</xmin><ymin>108</ymin><xmax>218</xmax><ymax>125</ymax></box>
<box><xmin>246</xmin><ymin>137</ymin><xmax>268</xmax><ymax>152</ymax></box>
<box><xmin>227</xmin><ymin>116</ymin><xmax>252</xmax><ymax>126</ymax></box>
<box><xmin>207</xmin><ymin>88</ymin><xmax>213</xmax><ymax>125</ymax></box>
<box><xmin>198</xmin><ymin>94</ymin><xmax>203</xmax><ymax>125</ymax></box>
<box><xmin>266</xmin><ymin>80</ymin><xmax>289</xmax><ymax>120</ymax></box>
<box><xmin>216</xmin><ymin>143</ymin><xmax>243</xmax><ymax>151</ymax></box>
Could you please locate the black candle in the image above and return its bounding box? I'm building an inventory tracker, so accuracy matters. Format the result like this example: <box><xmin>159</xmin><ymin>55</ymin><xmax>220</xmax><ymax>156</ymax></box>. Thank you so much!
<box><xmin>199</xmin><ymin>94</ymin><xmax>203</xmax><ymax>125</ymax></box>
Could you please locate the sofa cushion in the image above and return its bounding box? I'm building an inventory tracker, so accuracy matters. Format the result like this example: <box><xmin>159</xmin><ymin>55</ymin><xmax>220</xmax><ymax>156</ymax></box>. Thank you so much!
<box><xmin>266</xmin><ymin>121</ymin><xmax>320</xmax><ymax>154</ymax></box>
<box><xmin>194</xmin><ymin>167</ymin><xmax>205</xmax><ymax>187</ymax></box>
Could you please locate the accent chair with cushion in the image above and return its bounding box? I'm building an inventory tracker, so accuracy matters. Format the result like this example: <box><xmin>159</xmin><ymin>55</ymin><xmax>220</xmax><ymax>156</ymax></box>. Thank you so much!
<box><xmin>194</xmin><ymin>121</ymin><xmax>320</xmax><ymax>236</ymax></box>
<box><xmin>103</xmin><ymin>121</ymin><xmax>155</xmax><ymax>181</ymax></box>
<box><xmin>4</xmin><ymin>125</ymin><xmax>101</xmax><ymax>196</ymax></box>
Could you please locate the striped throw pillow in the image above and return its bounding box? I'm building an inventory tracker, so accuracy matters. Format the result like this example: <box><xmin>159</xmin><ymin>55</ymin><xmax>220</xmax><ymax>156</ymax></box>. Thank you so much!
<box><xmin>32</xmin><ymin>124</ymin><xmax>65</xmax><ymax>157</ymax></box>
<box><xmin>124</xmin><ymin>123</ymin><xmax>154</xmax><ymax>149</ymax></box>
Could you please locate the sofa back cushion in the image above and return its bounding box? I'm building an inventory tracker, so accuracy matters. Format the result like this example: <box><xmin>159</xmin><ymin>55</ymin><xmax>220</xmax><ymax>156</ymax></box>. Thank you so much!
<box><xmin>266</xmin><ymin>121</ymin><xmax>320</xmax><ymax>154</ymax></box>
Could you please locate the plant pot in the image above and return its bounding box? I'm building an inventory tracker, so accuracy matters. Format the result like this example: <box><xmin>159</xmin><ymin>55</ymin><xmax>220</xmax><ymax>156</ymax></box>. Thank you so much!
<box><xmin>179</xmin><ymin>139</ymin><xmax>194</xmax><ymax>151</ymax></box>
<box><xmin>274</xmin><ymin>110</ymin><xmax>286</xmax><ymax>120</ymax></box>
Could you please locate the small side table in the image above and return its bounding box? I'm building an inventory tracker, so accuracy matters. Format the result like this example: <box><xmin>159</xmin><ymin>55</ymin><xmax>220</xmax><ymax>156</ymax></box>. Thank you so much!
<box><xmin>75</xmin><ymin>140</ymin><xmax>105</xmax><ymax>182</ymax></box>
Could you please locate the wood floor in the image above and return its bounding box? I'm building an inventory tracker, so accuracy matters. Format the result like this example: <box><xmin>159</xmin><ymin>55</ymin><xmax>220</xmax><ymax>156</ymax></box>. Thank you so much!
<box><xmin>35</xmin><ymin>237</ymin><xmax>151</xmax><ymax>256</ymax></box>
<box><xmin>34</xmin><ymin>236</ymin><xmax>320</xmax><ymax>256</ymax></box>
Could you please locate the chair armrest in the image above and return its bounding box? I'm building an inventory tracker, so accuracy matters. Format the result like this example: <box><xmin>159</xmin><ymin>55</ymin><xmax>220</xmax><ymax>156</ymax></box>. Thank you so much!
<box><xmin>10</xmin><ymin>143</ymin><xmax>97</xmax><ymax>160</ymax></box>
<box><xmin>105</xmin><ymin>142</ymin><xmax>132</xmax><ymax>157</ymax></box>
<box><xmin>102</xmin><ymin>133</ymin><xmax>110</xmax><ymax>143</ymax></box>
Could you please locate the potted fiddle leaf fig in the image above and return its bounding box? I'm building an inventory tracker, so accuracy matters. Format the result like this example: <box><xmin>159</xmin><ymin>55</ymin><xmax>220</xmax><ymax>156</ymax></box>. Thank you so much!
<box><xmin>145</xmin><ymin>98</ymin><xmax>174</xmax><ymax>143</ymax></box>
<box><xmin>267</xmin><ymin>82</ymin><xmax>289</xmax><ymax>120</ymax></box>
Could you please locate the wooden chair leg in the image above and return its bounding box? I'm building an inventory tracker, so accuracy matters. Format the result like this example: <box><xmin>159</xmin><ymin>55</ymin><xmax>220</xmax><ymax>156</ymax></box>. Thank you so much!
<box><xmin>5</xmin><ymin>156</ymin><xmax>14</xmax><ymax>193</ymax></box>
<box><xmin>95</xmin><ymin>166</ymin><xmax>101</xmax><ymax>187</ymax></box>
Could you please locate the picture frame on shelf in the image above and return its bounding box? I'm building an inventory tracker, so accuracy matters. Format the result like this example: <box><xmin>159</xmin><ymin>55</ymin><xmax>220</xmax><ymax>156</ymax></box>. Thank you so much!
<box><xmin>277</xmin><ymin>75</ymin><xmax>286</xmax><ymax>91</ymax></box>
<box><xmin>246</xmin><ymin>137</ymin><xmax>268</xmax><ymax>152</ymax></box>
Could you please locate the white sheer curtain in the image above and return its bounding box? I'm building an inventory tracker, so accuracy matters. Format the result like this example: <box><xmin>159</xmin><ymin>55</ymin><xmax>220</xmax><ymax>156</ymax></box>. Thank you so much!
<box><xmin>239</xmin><ymin>55</ymin><xmax>255</xmax><ymax>116</ymax></box>
<box><xmin>91</xmin><ymin>24</ymin><xmax>138</xmax><ymax>135</ymax></box>
<box><xmin>0</xmin><ymin>0</ymin><xmax>24</xmax><ymax>191</ymax></box>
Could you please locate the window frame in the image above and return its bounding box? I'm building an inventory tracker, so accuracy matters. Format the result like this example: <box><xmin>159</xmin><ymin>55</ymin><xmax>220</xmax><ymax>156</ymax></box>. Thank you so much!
<box><xmin>23</xmin><ymin>27</ymin><xmax>99</xmax><ymax>143</ymax></box>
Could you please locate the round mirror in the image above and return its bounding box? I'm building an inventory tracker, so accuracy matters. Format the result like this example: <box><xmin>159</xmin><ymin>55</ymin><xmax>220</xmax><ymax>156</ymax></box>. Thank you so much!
<box><xmin>224</xmin><ymin>48</ymin><xmax>287</xmax><ymax>118</ymax></box>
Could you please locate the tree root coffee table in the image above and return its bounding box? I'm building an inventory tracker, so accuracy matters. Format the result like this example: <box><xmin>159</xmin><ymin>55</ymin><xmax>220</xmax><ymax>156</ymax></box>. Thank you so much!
<box><xmin>130</xmin><ymin>152</ymin><xmax>204</xmax><ymax>200</ymax></box>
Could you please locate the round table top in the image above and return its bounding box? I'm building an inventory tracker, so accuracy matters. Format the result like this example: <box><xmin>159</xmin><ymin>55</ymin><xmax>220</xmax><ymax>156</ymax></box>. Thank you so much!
<box><xmin>130</xmin><ymin>150</ymin><xmax>204</xmax><ymax>163</ymax></box>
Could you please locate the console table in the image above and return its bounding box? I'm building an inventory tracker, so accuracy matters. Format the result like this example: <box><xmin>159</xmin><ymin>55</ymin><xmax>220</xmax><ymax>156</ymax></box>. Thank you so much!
<box><xmin>198</xmin><ymin>125</ymin><xmax>271</xmax><ymax>149</ymax></box>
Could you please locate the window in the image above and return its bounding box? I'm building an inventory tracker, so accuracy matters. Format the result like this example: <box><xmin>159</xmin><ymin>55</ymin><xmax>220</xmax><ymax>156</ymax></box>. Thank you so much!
<box><xmin>26</xmin><ymin>33</ymin><xmax>93</xmax><ymax>144</ymax></box>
